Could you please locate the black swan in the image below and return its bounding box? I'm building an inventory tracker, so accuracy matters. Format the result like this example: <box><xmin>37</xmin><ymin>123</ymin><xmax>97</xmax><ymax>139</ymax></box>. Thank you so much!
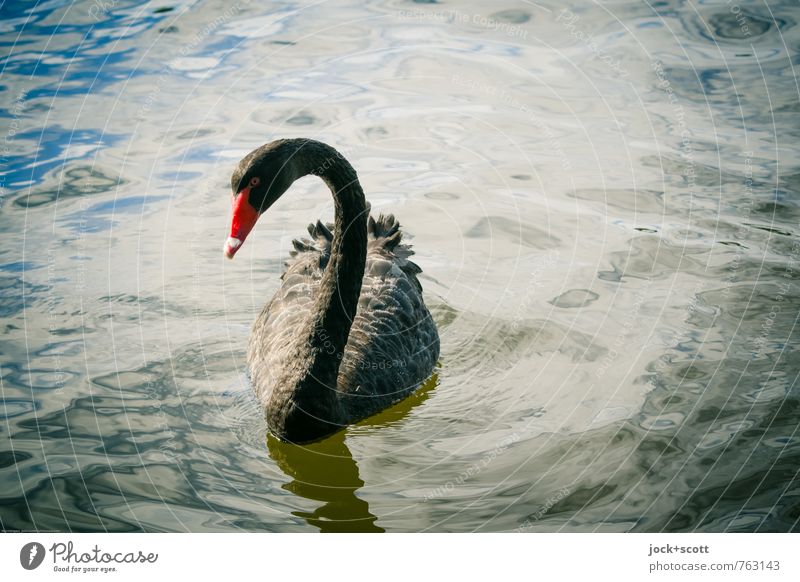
<box><xmin>224</xmin><ymin>138</ymin><xmax>440</xmax><ymax>443</ymax></box>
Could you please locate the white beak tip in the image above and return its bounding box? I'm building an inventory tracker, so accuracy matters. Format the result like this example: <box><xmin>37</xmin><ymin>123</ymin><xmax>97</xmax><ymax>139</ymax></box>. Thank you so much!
<box><xmin>224</xmin><ymin>237</ymin><xmax>242</xmax><ymax>259</ymax></box>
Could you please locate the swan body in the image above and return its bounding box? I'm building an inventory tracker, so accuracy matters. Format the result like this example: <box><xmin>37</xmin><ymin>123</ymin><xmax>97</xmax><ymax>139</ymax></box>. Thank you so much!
<box><xmin>225</xmin><ymin>139</ymin><xmax>439</xmax><ymax>443</ymax></box>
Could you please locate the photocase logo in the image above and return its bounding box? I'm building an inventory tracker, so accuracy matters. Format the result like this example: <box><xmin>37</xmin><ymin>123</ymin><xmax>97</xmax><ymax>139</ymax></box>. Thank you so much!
<box><xmin>20</xmin><ymin>542</ymin><xmax>46</xmax><ymax>570</ymax></box>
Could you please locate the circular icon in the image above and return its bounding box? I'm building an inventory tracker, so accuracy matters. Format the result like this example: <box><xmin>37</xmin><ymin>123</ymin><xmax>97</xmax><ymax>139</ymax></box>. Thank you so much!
<box><xmin>20</xmin><ymin>542</ymin><xmax>46</xmax><ymax>570</ymax></box>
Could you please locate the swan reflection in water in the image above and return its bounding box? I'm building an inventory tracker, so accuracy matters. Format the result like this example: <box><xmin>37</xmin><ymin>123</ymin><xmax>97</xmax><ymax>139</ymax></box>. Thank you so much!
<box><xmin>267</xmin><ymin>372</ymin><xmax>439</xmax><ymax>533</ymax></box>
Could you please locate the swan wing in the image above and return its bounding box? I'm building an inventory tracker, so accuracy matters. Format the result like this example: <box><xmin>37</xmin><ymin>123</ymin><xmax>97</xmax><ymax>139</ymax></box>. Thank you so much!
<box><xmin>247</xmin><ymin>222</ymin><xmax>330</xmax><ymax>403</ymax></box>
<box><xmin>337</xmin><ymin>214</ymin><xmax>440</xmax><ymax>416</ymax></box>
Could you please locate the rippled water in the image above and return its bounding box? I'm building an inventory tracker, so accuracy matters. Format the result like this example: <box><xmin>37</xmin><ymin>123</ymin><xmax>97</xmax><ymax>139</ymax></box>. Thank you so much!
<box><xmin>1</xmin><ymin>0</ymin><xmax>799</xmax><ymax>532</ymax></box>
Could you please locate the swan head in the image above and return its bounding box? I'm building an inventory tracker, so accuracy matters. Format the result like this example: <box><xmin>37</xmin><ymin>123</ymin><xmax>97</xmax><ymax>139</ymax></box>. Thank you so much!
<box><xmin>225</xmin><ymin>141</ymin><xmax>300</xmax><ymax>259</ymax></box>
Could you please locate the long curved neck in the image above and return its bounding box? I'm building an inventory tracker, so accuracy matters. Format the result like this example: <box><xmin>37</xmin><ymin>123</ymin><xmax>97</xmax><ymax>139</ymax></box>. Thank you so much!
<box><xmin>285</xmin><ymin>141</ymin><xmax>368</xmax><ymax>409</ymax></box>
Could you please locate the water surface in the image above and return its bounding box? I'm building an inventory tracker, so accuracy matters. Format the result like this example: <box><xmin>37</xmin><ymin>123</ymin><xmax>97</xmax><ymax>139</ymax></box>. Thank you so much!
<box><xmin>1</xmin><ymin>0</ymin><xmax>799</xmax><ymax>532</ymax></box>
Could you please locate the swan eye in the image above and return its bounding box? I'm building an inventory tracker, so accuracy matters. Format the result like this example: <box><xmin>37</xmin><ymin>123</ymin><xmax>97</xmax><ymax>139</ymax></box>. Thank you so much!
<box><xmin>249</xmin><ymin>177</ymin><xmax>260</xmax><ymax>187</ymax></box>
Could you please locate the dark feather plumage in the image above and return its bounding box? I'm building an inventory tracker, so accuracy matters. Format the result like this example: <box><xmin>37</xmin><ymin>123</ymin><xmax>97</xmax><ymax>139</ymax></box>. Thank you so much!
<box><xmin>249</xmin><ymin>213</ymin><xmax>439</xmax><ymax>439</ymax></box>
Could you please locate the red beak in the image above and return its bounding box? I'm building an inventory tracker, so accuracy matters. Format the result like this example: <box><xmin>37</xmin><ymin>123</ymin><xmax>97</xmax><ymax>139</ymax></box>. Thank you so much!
<box><xmin>224</xmin><ymin>186</ymin><xmax>260</xmax><ymax>259</ymax></box>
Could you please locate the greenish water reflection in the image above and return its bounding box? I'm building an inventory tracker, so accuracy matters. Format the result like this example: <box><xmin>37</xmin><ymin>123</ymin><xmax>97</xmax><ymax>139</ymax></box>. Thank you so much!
<box><xmin>267</xmin><ymin>373</ymin><xmax>438</xmax><ymax>532</ymax></box>
<box><xmin>268</xmin><ymin>432</ymin><xmax>383</xmax><ymax>533</ymax></box>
